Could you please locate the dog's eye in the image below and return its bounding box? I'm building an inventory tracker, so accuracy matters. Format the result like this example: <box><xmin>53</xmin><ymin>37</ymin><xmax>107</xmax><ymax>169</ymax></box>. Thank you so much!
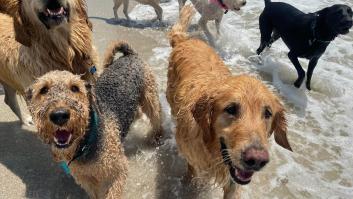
<box><xmin>224</xmin><ymin>103</ymin><xmax>240</xmax><ymax>117</ymax></box>
<box><xmin>264</xmin><ymin>107</ymin><xmax>272</xmax><ymax>119</ymax></box>
<box><xmin>71</xmin><ymin>85</ymin><xmax>80</xmax><ymax>93</ymax></box>
<box><xmin>39</xmin><ymin>86</ymin><xmax>49</xmax><ymax>95</ymax></box>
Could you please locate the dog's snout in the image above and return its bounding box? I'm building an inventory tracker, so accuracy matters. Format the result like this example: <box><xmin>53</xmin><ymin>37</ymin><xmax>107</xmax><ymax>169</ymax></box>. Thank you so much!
<box><xmin>242</xmin><ymin>1</ymin><xmax>247</xmax><ymax>6</ymax></box>
<box><xmin>242</xmin><ymin>147</ymin><xmax>269</xmax><ymax>171</ymax></box>
<box><xmin>50</xmin><ymin>108</ymin><xmax>70</xmax><ymax>126</ymax></box>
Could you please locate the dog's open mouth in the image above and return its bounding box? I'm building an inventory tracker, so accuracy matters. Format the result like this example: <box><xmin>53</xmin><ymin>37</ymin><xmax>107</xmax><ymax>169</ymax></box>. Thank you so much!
<box><xmin>38</xmin><ymin>0</ymin><xmax>70</xmax><ymax>28</ymax></box>
<box><xmin>54</xmin><ymin>129</ymin><xmax>72</xmax><ymax>148</ymax></box>
<box><xmin>229</xmin><ymin>165</ymin><xmax>254</xmax><ymax>185</ymax></box>
<box><xmin>45</xmin><ymin>7</ymin><xmax>68</xmax><ymax>18</ymax></box>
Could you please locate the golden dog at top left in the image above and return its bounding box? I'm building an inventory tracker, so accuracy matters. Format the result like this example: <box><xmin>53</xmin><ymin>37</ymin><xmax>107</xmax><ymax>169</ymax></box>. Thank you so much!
<box><xmin>0</xmin><ymin>0</ymin><xmax>98</xmax><ymax>125</ymax></box>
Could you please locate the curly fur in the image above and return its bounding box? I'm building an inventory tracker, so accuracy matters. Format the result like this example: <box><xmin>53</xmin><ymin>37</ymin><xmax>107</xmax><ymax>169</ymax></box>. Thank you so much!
<box><xmin>0</xmin><ymin>0</ymin><xmax>98</xmax><ymax>125</ymax></box>
<box><xmin>167</xmin><ymin>5</ymin><xmax>292</xmax><ymax>198</ymax></box>
<box><xmin>26</xmin><ymin>71</ymin><xmax>127</xmax><ymax>199</ymax></box>
<box><xmin>96</xmin><ymin>40</ymin><xmax>163</xmax><ymax>141</ymax></box>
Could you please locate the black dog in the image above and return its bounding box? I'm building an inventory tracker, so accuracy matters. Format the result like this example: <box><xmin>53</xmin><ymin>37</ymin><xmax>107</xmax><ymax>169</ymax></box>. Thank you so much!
<box><xmin>257</xmin><ymin>0</ymin><xmax>352</xmax><ymax>90</ymax></box>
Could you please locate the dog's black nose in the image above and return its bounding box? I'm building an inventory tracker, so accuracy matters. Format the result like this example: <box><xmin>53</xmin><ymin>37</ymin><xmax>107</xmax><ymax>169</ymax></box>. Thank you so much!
<box><xmin>242</xmin><ymin>147</ymin><xmax>269</xmax><ymax>171</ymax></box>
<box><xmin>242</xmin><ymin>1</ymin><xmax>247</xmax><ymax>6</ymax></box>
<box><xmin>50</xmin><ymin>109</ymin><xmax>70</xmax><ymax>126</ymax></box>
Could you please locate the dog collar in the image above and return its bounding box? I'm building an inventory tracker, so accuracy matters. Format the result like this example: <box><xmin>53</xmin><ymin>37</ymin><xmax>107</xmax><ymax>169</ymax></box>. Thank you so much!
<box><xmin>309</xmin><ymin>13</ymin><xmax>334</xmax><ymax>45</ymax></box>
<box><xmin>89</xmin><ymin>65</ymin><xmax>97</xmax><ymax>74</ymax></box>
<box><xmin>68</xmin><ymin>108</ymin><xmax>100</xmax><ymax>166</ymax></box>
<box><xmin>210</xmin><ymin>0</ymin><xmax>229</xmax><ymax>14</ymax></box>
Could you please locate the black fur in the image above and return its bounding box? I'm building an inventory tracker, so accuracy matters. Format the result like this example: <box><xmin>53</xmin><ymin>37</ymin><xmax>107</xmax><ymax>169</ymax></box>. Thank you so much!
<box><xmin>95</xmin><ymin>44</ymin><xmax>145</xmax><ymax>139</ymax></box>
<box><xmin>257</xmin><ymin>0</ymin><xmax>353</xmax><ymax>90</ymax></box>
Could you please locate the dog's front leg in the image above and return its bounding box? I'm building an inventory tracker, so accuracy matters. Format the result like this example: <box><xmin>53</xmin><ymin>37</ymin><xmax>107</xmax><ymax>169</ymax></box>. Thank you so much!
<box><xmin>199</xmin><ymin>17</ymin><xmax>215</xmax><ymax>46</ymax></box>
<box><xmin>223</xmin><ymin>182</ymin><xmax>241</xmax><ymax>199</ymax></box>
<box><xmin>288</xmin><ymin>51</ymin><xmax>305</xmax><ymax>88</ymax></box>
<box><xmin>215</xmin><ymin>15</ymin><xmax>223</xmax><ymax>36</ymax></box>
<box><xmin>123</xmin><ymin>0</ymin><xmax>131</xmax><ymax>21</ymax></box>
<box><xmin>178</xmin><ymin>0</ymin><xmax>187</xmax><ymax>11</ymax></box>
<box><xmin>4</xmin><ymin>84</ymin><xmax>33</xmax><ymax>125</ymax></box>
<box><xmin>306</xmin><ymin>57</ymin><xmax>319</xmax><ymax>91</ymax></box>
<box><xmin>113</xmin><ymin>0</ymin><xmax>123</xmax><ymax>21</ymax></box>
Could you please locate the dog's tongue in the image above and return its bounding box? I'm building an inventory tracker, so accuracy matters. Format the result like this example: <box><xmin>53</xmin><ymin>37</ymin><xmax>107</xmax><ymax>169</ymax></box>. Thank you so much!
<box><xmin>236</xmin><ymin>168</ymin><xmax>254</xmax><ymax>181</ymax></box>
<box><xmin>55</xmin><ymin>130</ymin><xmax>71</xmax><ymax>144</ymax></box>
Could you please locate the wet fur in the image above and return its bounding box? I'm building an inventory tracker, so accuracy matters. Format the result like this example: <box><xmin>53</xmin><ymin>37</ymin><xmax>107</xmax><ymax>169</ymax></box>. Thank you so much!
<box><xmin>168</xmin><ymin>5</ymin><xmax>292</xmax><ymax>198</ymax></box>
<box><xmin>0</xmin><ymin>0</ymin><xmax>98</xmax><ymax>124</ymax></box>
<box><xmin>26</xmin><ymin>71</ymin><xmax>127</xmax><ymax>199</ymax></box>
<box><xmin>97</xmin><ymin>40</ymin><xmax>163</xmax><ymax>141</ymax></box>
<box><xmin>257</xmin><ymin>0</ymin><xmax>353</xmax><ymax>90</ymax></box>
<box><xmin>178</xmin><ymin>0</ymin><xmax>246</xmax><ymax>46</ymax></box>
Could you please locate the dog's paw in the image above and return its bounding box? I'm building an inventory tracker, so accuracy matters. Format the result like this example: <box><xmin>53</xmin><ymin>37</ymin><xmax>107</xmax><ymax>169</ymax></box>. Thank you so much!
<box><xmin>293</xmin><ymin>81</ymin><xmax>302</xmax><ymax>88</ymax></box>
<box><xmin>306</xmin><ymin>82</ymin><xmax>312</xmax><ymax>91</ymax></box>
<box><xmin>22</xmin><ymin>115</ymin><xmax>34</xmax><ymax>126</ymax></box>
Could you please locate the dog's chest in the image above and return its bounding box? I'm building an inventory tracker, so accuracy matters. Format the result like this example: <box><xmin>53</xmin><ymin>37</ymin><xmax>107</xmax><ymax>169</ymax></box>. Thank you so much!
<box><xmin>301</xmin><ymin>41</ymin><xmax>329</xmax><ymax>59</ymax></box>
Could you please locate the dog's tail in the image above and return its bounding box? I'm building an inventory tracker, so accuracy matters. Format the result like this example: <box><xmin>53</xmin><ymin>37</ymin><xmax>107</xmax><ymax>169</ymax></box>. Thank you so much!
<box><xmin>168</xmin><ymin>5</ymin><xmax>195</xmax><ymax>48</ymax></box>
<box><xmin>103</xmin><ymin>41</ymin><xmax>136</xmax><ymax>68</ymax></box>
<box><xmin>264</xmin><ymin>0</ymin><xmax>271</xmax><ymax>6</ymax></box>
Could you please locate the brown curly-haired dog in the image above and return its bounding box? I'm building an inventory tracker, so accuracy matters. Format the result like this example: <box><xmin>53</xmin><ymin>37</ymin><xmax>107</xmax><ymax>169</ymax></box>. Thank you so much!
<box><xmin>167</xmin><ymin>5</ymin><xmax>292</xmax><ymax>198</ymax></box>
<box><xmin>0</xmin><ymin>0</ymin><xmax>97</xmax><ymax>125</ymax></box>
<box><xmin>25</xmin><ymin>70</ymin><xmax>127</xmax><ymax>199</ymax></box>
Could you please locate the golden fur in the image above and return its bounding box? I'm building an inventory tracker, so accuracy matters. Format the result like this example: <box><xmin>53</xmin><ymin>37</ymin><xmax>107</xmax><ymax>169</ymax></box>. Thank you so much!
<box><xmin>26</xmin><ymin>71</ymin><xmax>127</xmax><ymax>199</ymax></box>
<box><xmin>167</xmin><ymin>5</ymin><xmax>292</xmax><ymax>198</ymax></box>
<box><xmin>0</xmin><ymin>0</ymin><xmax>18</xmax><ymax>15</ymax></box>
<box><xmin>0</xmin><ymin>0</ymin><xmax>98</xmax><ymax>124</ymax></box>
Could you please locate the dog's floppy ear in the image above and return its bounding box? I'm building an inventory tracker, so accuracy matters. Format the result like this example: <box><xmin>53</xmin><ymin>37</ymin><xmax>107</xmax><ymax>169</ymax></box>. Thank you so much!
<box><xmin>192</xmin><ymin>95</ymin><xmax>215</xmax><ymax>145</ymax></box>
<box><xmin>271</xmin><ymin>106</ymin><xmax>292</xmax><ymax>151</ymax></box>
<box><xmin>13</xmin><ymin>4</ymin><xmax>32</xmax><ymax>47</ymax></box>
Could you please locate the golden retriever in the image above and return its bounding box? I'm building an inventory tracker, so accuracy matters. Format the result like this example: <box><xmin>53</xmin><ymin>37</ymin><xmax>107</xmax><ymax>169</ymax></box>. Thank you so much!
<box><xmin>0</xmin><ymin>0</ymin><xmax>97</xmax><ymax>125</ymax></box>
<box><xmin>167</xmin><ymin>5</ymin><xmax>292</xmax><ymax>198</ymax></box>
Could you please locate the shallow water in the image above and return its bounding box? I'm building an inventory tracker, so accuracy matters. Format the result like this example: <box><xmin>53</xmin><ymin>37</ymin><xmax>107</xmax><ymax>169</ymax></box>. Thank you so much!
<box><xmin>89</xmin><ymin>0</ymin><xmax>353</xmax><ymax>198</ymax></box>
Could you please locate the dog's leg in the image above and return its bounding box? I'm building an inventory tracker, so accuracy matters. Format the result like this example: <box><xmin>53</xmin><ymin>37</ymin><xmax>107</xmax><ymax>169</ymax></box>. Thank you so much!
<box><xmin>215</xmin><ymin>15</ymin><xmax>223</xmax><ymax>36</ymax></box>
<box><xmin>223</xmin><ymin>182</ymin><xmax>241</xmax><ymax>199</ymax></box>
<box><xmin>149</xmin><ymin>0</ymin><xmax>163</xmax><ymax>21</ymax></box>
<box><xmin>288</xmin><ymin>51</ymin><xmax>305</xmax><ymax>88</ymax></box>
<box><xmin>3</xmin><ymin>84</ymin><xmax>32</xmax><ymax>125</ymax></box>
<box><xmin>123</xmin><ymin>0</ymin><xmax>131</xmax><ymax>21</ymax></box>
<box><xmin>306</xmin><ymin>57</ymin><xmax>319</xmax><ymax>90</ymax></box>
<box><xmin>113</xmin><ymin>0</ymin><xmax>123</xmax><ymax>21</ymax></box>
<box><xmin>140</xmin><ymin>66</ymin><xmax>163</xmax><ymax>144</ymax></box>
<box><xmin>199</xmin><ymin>17</ymin><xmax>215</xmax><ymax>47</ymax></box>
<box><xmin>257</xmin><ymin>13</ymin><xmax>273</xmax><ymax>55</ymax></box>
<box><xmin>182</xmin><ymin>163</ymin><xmax>195</xmax><ymax>184</ymax></box>
<box><xmin>269</xmin><ymin>29</ymin><xmax>280</xmax><ymax>47</ymax></box>
<box><xmin>178</xmin><ymin>0</ymin><xmax>187</xmax><ymax>11</ymax></box>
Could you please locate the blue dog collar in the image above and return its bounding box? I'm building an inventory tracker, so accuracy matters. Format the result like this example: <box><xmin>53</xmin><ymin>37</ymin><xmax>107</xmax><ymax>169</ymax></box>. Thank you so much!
<box><xmin>59</xmin><ymin>161</ymin><xmax>71</xmax><ymax>175</ymax></box>
<box><xmin>89</xmin><ymin>65</ymin><xmax>97</xmax><ymax>74</ymax></box>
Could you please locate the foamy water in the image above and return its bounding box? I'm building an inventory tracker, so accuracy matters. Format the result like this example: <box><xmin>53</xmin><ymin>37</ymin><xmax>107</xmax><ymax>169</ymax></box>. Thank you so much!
<box><xmin>90</xmin><ymin>0</ymin><xmax>353</xmax><ymax>198</ymax></box>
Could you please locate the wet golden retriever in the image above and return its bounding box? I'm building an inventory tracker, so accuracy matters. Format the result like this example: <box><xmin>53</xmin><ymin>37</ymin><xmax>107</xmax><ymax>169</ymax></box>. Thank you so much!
<box><xmin>0</xmin><ymin>0</ymin><xmax>97</xmax><ymax>125</ymax></box>
<box><xmin>167</xmin><ymin>5</ymin><xmax>292</xmax><ymax>198</ymax></box>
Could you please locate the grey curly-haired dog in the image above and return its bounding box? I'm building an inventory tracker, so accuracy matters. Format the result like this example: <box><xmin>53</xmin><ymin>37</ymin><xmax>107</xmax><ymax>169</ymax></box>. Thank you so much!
<box><xmin>25</xmin><ymin>41</ymin><xmax>163</xmax><ymax>198</ymax></box>
<box><xmin>97</xmin><ymin>40</ymin><xmax>163</xmax><ymax>141</ymax></box>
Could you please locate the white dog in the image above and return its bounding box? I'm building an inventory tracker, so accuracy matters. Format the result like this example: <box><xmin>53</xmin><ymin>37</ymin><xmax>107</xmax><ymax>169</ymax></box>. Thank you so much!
<box><xmin>178</xmin><ymin>0</ymin><xmax>246</xmax><ymax>45</ymax></box>
<box><xmin>113</xmin><ymin>0</ymin><xmax>163</xmax><ymax>21</ymax></box>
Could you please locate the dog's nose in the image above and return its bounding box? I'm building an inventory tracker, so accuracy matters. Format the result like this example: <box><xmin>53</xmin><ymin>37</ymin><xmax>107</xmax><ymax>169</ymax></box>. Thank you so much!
<box><xmin>242</xmin><ymin>147</ymin><xmax>269</xmax><ymax>171</ymax></box>
<box><xmin>242</xmin><ymin>1</ymin><xmax>247</xmax><ymax>6</ymax></box>
<box><xmin>50</xmin><ymin>109</ymin><xmax>70</xmax><ymax>126</ymax></box>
